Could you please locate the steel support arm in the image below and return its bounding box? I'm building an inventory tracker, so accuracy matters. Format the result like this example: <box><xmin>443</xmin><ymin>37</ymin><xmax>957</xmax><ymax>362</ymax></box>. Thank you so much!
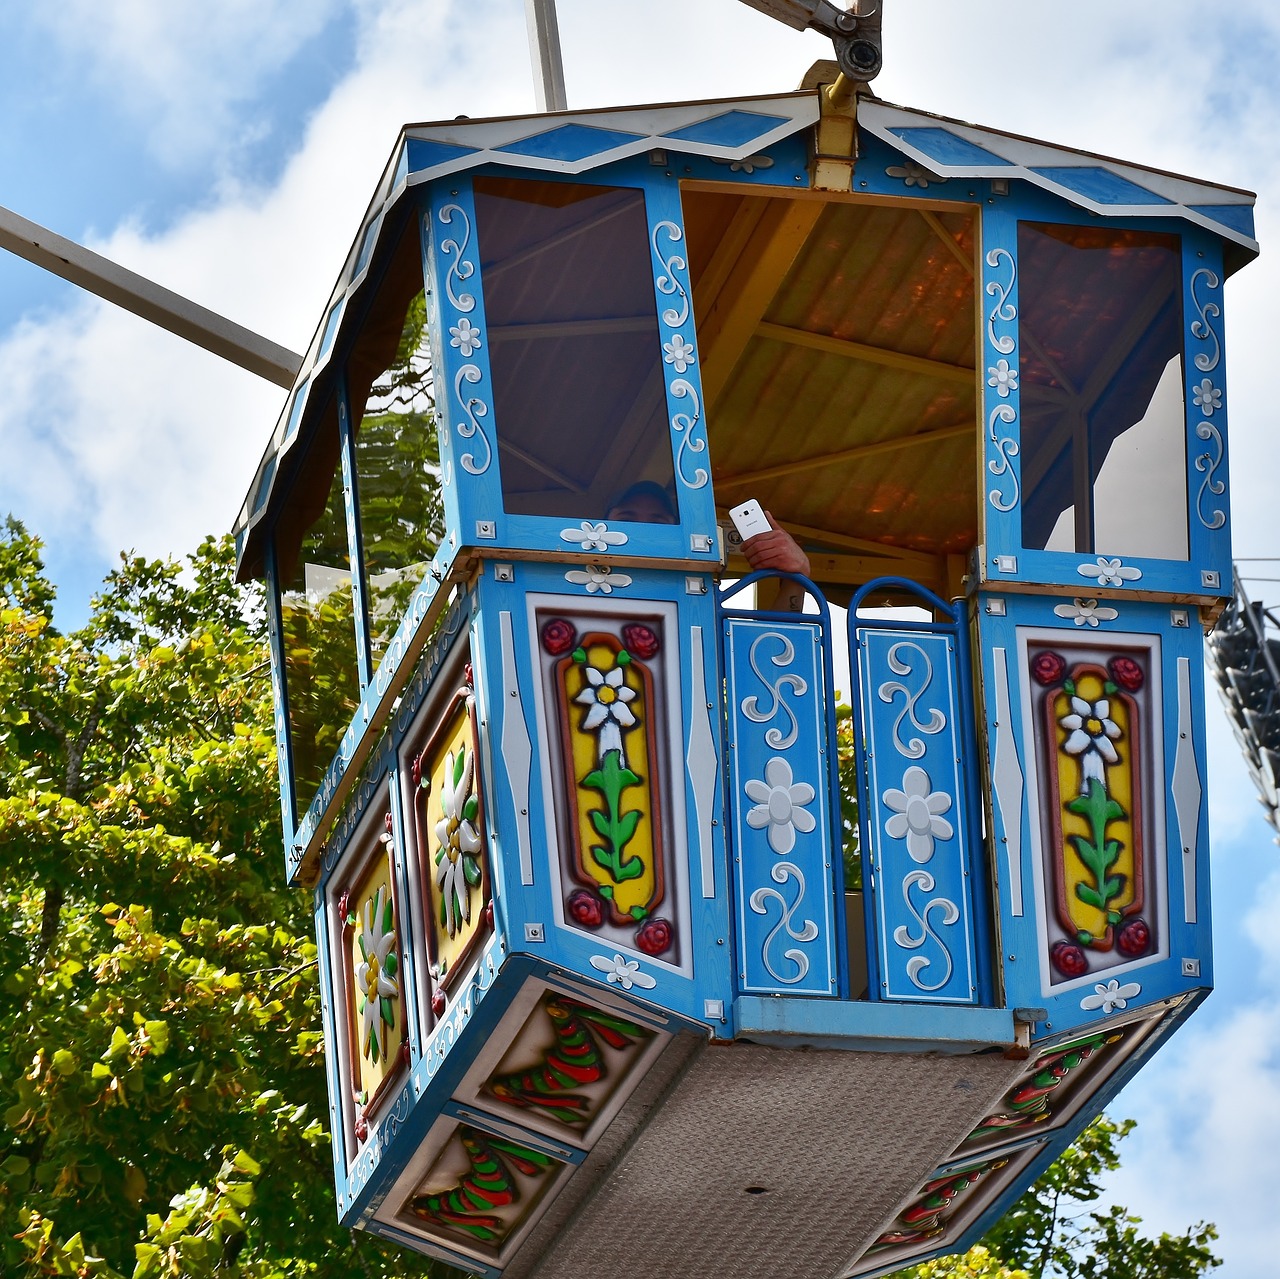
<box><xmin>0</xmin><ymin>202</ymin><xmax>302</xmax><ymax>388</ymax></box>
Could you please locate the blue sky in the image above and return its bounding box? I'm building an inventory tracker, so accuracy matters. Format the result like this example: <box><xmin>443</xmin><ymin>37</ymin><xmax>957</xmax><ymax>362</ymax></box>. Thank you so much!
<box><xmin>2</xmin><ymin>1</ymin><xmax>1279</xmax><ymax>1272</ymax></box>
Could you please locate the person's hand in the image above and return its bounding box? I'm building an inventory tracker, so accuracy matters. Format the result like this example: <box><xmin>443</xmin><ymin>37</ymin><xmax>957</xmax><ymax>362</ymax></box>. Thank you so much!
<box><xmin>741</xmin><ymin>513</ymin><xmax>810</xmax><ymax>577</ymax></box>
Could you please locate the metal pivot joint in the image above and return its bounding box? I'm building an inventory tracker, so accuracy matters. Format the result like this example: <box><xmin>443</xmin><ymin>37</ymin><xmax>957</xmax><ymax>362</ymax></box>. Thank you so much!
<box><xmin>737</xmin><ymin>0</ymin><xmax>884</xmax><ymax>82</ymax></box>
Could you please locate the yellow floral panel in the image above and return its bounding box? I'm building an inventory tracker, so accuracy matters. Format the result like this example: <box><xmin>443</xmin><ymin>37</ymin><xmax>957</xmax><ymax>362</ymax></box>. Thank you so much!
<box><xmin>417</xmin><ymin>698</ymin><xmax>489</xmax><ymax>985</ymax></box>
<box><xmin>348</xmin><ymin>851</ymin><xmax>405</xmax><ymax>1106</ymax></box>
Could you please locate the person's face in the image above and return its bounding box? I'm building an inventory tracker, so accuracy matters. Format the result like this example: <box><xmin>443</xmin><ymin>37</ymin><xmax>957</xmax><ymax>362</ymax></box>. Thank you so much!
<box><xmin>607</xmin><ymin>492</ymin><xmax>677</xmax><ymax>524</ymax></box>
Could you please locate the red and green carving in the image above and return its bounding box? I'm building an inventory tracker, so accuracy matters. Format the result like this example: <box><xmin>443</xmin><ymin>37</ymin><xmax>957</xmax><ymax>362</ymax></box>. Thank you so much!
<box><xmin>963</xmin><ymin>1029</ymin><xmax>1124</xmax><ymax>1147</ymax></box>
<box><xmin>406</xmin><ymin>1126</ymin><xmax>559</xmax><ymax>1249</ymax></box>
<box><xmin>870</xmin><ymin>1157</ymin><xmax>1009</xmax><ymax>1251</ymax></box>
<box><xmin>484</xmin><ymin>995</ymin><xmax>653</xmax><ymax>1126</ymax></box>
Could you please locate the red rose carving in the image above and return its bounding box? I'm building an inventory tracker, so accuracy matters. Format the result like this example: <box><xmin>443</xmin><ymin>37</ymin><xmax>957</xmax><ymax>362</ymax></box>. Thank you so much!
<box><xmin>621</xmin><ymin>623</ymin><xmax>660</xmax><ymax>660</ymax></box>
<box><xmin>1031</xmin><ymin>651</ymin><xmax>1067</xmax><ymax>687</ymax></box>
<box><xmin>636</xmin><ymin>917</ymin><xmax>674</xmax><ymax>956</ymax></box>
<box><xmin>355</xmin><ymin>1115</ymin><xmax>368</xmax><ymax>1142</ymax></box>
<box><xmin>1117</xmin><ymin>918</ymin><xmax>1151</xmax><ymax>957</ymax></box>
<box><xmin>541</xmin><ymin>618</ymin><xmax>576</xmax><ymax>655</ymax></box>
<box><xmin>567</xmin><ymin>889</ymin><xmax>604</xmax><ymax>929</ymax></box>
<box><xmin>431</xmin><ymin>987</ymin><xmax>447</xmax><ymax>1017</ymax></box>
<box><xmin>1050</xmin><ymin>940</ymin><xmax>1088</xmax><ymax>978</ymax></box>
<box><xmin>1108</xmin><ymin>656</ymin><xmax>1145</xmax><ymax>693</ymax></box>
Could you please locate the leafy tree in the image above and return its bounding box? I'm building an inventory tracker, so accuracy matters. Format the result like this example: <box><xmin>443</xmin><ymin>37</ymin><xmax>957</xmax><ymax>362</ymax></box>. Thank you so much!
<box><xmin>0</xmin><ymin>520</ymin><xmax>444</xmax><ymax>1278</ymax></box>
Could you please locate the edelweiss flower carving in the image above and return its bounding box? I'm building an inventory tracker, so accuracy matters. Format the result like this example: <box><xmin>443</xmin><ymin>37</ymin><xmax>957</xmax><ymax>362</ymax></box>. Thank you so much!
<box><xmin>355</xmin><ymin>885</ymin><xmax>399</xmax><ymax>1063</ymax></box>
<box><xmin>744</xmin><ymin>756</ymin><xmax>817</xmax><ymax>855</ymax></box>
<box><xmin>434</xmin><ymin>746</ymin><xmax>483</xmax><ymax>937</ymax></box>
<box><xmin>589</xmin><ymin>953</ymin><xmax>656</xmax><ymax>990</ymax></box>
<box><xmin>564</xmin><ymin>566</ymin><xmax>631</xmax><ymax>594</ymax></box>
<box><xmin>886</xmin><ymin>160</ymin><xmax>944</xmax><ymax>189</ymax></box>
<box><xmin>882</xmin><ymin>765</ymin><xmax>954</xmax><ymax>863</ymax></box>
<box><xmin>1059</xmin><ymin>695</ymin><xmax>1122</xmax><ymax>792</ymax></box>
<box><xmin>560</xmin><ymin>521</ymin><xmax>628</xmax><ymax>552</ymax></box>
<box><xmin>1078</xmin><ymin>557</ymin><xmax>1142</xmax><ymax>588</ymax></box>
<box><xmin>1080</xmin><ymin>978</ymin><xmax>1140</xmax><ymax>1014</ymax></box>
<box><xmin>1053</xmin><ymin>599</ymin><xmax>1119</xmax><ymax>628</ymax></box>
<box><xmin>575</xmin><ymin>660</ymin><xmax>637</xmax><ymax>761</ymax></box>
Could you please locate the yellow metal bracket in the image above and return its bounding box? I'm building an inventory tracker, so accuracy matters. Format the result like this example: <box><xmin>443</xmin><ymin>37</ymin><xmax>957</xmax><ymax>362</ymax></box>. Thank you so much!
<box><xmin>810</xmin><ymin>72</ymin><xmax>862</xmax><ymax>192</ymax></box>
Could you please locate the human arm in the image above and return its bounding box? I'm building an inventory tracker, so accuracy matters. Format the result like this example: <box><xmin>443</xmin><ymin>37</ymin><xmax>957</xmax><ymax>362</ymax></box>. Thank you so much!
<box><xmin>741</xmin><ymin>512</ymin><xmax>810</xmax><ymax>612</ymax></box>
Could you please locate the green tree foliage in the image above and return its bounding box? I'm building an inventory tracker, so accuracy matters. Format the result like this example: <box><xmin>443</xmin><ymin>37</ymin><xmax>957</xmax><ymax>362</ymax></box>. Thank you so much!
<box><xmin>896</xmin><ymin>1117</ymin><xmax>1219</xmax><ymax>1279</ymax></box>
<box><xmin>0</xmin><ymin>521</ymin><xmax>442</xmax><ymax>1278</ymax></box>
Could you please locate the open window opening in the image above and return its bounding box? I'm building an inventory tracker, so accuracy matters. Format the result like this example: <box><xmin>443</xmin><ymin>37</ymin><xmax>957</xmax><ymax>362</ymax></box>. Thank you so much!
<box><xmin>1018</xmin><ymin>222</ymin><xmax>1188</xmax><ymax>561</ymax></box>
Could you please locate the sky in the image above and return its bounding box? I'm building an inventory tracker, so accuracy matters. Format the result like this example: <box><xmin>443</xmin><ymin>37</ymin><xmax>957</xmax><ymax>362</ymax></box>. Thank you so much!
<box><xmin>1</xmin><ymin>0</ymin><xmax>1278</xmax><ymax>1271</ymax></box>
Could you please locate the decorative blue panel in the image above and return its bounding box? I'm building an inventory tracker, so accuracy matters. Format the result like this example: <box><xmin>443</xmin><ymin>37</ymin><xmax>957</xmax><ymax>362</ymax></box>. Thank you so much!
<box><xmin>850</xmin><ymin>585</ymin><xmax>983</xmax><ymax>1006</ymax></box>
<box><xmin>496</xmin><ymin>123</ymin><xmax>646</xmax><ymax>162</ymax></box>
<box><xmin>660</xmin><ymin>110</ymin><xmax>791</xmax><ymax>148</ymax></box>
<box><xmin>975</xmin><ymin>592</ymin><xmax>1213</xmax><ymax>1039</ymax></box>
<box><xmin>885</xmin><ymin>127</ymin><xmax>1014</xmax><ymax>168</ymax></box>
<box><xmin>1188</xmin><ymin>203</ymin><xmax>1256</xmax><ymax>238</ymax></box>
<box><xmin>722</xmin><ymin>579</ymin><xmax>843</xmax><ymax>999</ymax></box>
<box><xmin>1027</xmin><ymin>167</ymin><xmax>1171</xmax><ymax>205</ymax></box>
<box><xmin>406</xmin><ymin>138</ymin><xmax>479</xmax><ymax>171</ymax></box>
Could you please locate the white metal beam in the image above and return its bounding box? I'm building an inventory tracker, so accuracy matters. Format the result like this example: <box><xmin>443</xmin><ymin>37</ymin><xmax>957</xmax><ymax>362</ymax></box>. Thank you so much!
<box><xmin>525</xmin><ymin>0</ymin><xmax>568</xmax><ymax>113</ymax></box>
<box><xmin>0</xmin><ymin>202</ymin><xmax>303</xmax><ymax>389</ymax></box>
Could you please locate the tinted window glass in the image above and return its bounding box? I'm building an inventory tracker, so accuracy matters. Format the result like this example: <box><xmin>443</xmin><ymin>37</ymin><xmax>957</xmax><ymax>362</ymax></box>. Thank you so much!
<box><xmin>1019</xmin><ymin>223</ymin><xmax>1187</xmax><ymax>560</ymax></box>
<box><xmin>472</xmin><ymin>177</ymin><xmax>677</xmax><ymax>521</ymax></box>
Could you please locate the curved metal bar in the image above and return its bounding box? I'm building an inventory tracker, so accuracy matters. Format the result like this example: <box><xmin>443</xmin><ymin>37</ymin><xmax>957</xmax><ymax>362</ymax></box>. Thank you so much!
<box><xmin>848</xmin><ymin>574</ymin><xmax>959</xmax><ymax>625</ymax></box>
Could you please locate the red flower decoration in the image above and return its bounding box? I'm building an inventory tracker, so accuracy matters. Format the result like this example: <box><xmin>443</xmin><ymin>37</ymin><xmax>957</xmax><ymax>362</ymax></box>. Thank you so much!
<box><xmin>621</xmin><ymin>623</ymin><xmax>660</xmax><ymax>660</ymax></box>
<box><xmin>431</xmin><ymin>988</ymin><xmax>447</xmax><ymax>1017</ymax></box>
<box><xmin>464</xmin><ymin>661</ymin><xmax>474</xmax><ymax>687</ymax></box>
<box><xmin>1108</xmin><ymin>656</ymin><xmax>1145</xmax><ymax>693</ymax></box>
<box><xmin>541</xmin><ymin>618</ymin><xmax>576</xmax><ymax>655</ymax></box>
<box><xmin>1050</xmin><ymin>940</ymin><xmax>1088</xmax><ymax>978</ymax></box>
<box><xmin>1117</xmin><ymin>918</ymin><xmax>1151</xmax><ymax>957</ymax></box>
<box><xmin>567</xmin><ymin>889</ymin><xmax>604</xmax><ymax>930</ymax></box>
<box><xmin>1031</xmin><ymin>651</ymin><xmax>1067</xmax><ymax>687</ymax></box>
<box><xmin>354</xmin><ymin>1115</ymin><xmax>368</xmax><ymax>1142</ymax></box>
<box><xmin>484</xmin><ymin>900</ymin><xmax>495</xmax><ymax>931</ymax></box>
<box><xmin>635</xmin><ymin>917</ymin><xmax>674</xmax><ymax>956</ymax></box>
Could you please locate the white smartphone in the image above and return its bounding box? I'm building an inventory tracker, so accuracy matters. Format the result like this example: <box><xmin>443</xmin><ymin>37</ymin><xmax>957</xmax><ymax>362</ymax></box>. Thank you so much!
<box><xmin>729</xmin><ymin>498</ymin><xmax>771</xmax><ymax>541</ymax></box>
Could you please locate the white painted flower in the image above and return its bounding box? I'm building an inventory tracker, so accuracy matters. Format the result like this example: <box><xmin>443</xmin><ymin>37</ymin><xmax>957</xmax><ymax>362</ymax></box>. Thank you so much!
<box><xmin>355</xmin><ymin>885</ymin><xmax>399</xmax><ymax>1063</ymax></box>
<box><xmin>882</xmin><ymin>765</ymin><xmax>954</xmax><ymax>863</ymax></box>
<box><xmin>1077</xmin><ymin>556</ymin><xmax>1142</xmax><ymax>588</ymax></box>
<box><xmin>663</xmin><ymin>334</ymin><xmax>697</xmax><ymax>374</ymax></box>
<box><xmin>713</xmin><ymin>154</ymin><xmax>774</xmax><ymax>174</ymax></box>
<box><xmin>1053</xmin><ymin>599</ymin><xmax>1119</xmax><ymax>628</ymax></box>
<box><xmin>434</xmin><ymin>747</ymin><xmax>483</xmax><ymax>937</ymax></box>
<box><xmin>560</xmin><ymin>521</ymin><xmax>628</xmax><ymax>553</ymax></box>
<box><xmin>448</xmin><ymin>317</ymin><xmax>482</xmax><ymax>357</ymax></box>
<box><xmin>1080</xmin><ymin>978</ymin><xmax>1141</xmax><ymax>1014</ymax></box>
<box><xmin>575</xmin><ymin>661</ymin><xmax>638</xmax><ymax>760</ymax></box>
<box><xmin>1192</xmin><ymin>378</ymin><xmax>1222</xmax><ymax>416</ymax></box>
<box><xmin>886</xmin><ymin>161</ymin><xmax>943</xmax><ymax>189</ymax></box>
<box><xmin>744</xmin><ymin>756</ymin><xmax>817</xmax><ymax>855</ymax></box>
<box><xmin>589</xmin><ymin>953</ymin><xmax>657</xmax><ymax>990</ymax></box>
<box><xmin>565</xmin><ymin>566</ymin><xmax>632</xmax><ymax>594</ymax></box>
<box><xmin>987</xmin><ymin>359</ymin><xmax>1018</xmax><ymax>397</ymax></box>
<box><xmin>1059</xmin><ymin>695</ymin><xmax>1122</xmax><ymax>791</ymax></box>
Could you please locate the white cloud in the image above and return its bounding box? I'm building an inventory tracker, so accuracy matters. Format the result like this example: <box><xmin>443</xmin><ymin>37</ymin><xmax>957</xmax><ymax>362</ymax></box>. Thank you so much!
<box><xmin>28</xmin><ymin>0</ymin><xmax>348</xmax><ymax>170</ymax></box>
